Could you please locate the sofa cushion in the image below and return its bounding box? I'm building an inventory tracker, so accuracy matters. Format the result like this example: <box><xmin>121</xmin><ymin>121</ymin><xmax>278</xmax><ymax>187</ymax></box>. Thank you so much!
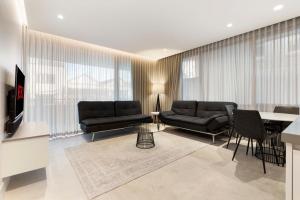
<box><xmin>160</xmin><ymin>118</ymin><xmax>207</xmax><ymax>132</ymax></box>
<box><xmin>159</xmin><ymin>111</ymin><xmax>176</xmax><ymax>119</ymax></box>
<box><xmin>115</xmin><ymin>101</ymin><xmax>142</xmax><ymax>116</ymax></box>
<box><xmin>80</xmin><ymin>114</ymin><xmax>152</xmax><ymax>133</ymax></box>
<box><xmin>197</xmin><ymin>101</ymin><xmax>237</xmax><ymax>118</ymax></box>
<box><xmin>78</xmin><ymin>101</ymin><xmax>115</xmax><ymax>122</ymax></box>
<box><xmin>80</xmin><ymin>121</ymin><xmax>134</xmax><ymax>133</ymax></box>
<box><xmin>207</xmin><ymin>115</ymin><xmax>229</xmax><ymax>131</ymax></box>
<box><xmin>81</xmin><ymin>114</ymin><xmax>151</xmax><ymax>125</ymax></box>
<box><xmin>118</xmin><ymin>114</ymin><xmax>152</xmax><ymax>123</ymax></box>
<box><xmin>82</xmin><ymin>117</ymin><xmax>122</xmax><ymax>125</ymax></box>
<box><xmin>171</xmin><ymin>101</ymin><xmax>197</xmax><ymax>116</ymax></box>
<box><xmin>166</xmin><ymin>114</ymin><xmax>225</xmax><ymax>125</ymax></box>
<box><xmin>167</xmin><ymin>115</ymin><xmax>210</xmax><ymax>125</ymax></box>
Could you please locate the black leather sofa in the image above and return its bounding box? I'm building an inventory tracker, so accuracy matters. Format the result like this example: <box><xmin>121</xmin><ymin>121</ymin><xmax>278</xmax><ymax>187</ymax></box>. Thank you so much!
<box><xmin>78</xmin><ymin>101</ymin><xmax>152</xmax><ymax>141</ymax></box>
<box><xmin>159</xmin><ymin>101</ymin><xmax>237</xmax><ymax>143</ymax></box>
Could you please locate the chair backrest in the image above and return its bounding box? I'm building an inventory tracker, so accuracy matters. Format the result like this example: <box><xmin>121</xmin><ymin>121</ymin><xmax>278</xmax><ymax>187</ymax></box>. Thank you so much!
<box><xmin>225</xmin><ymin>105</ymin><xmax>236</xmax><ymax>126</ymax></box>
<box><xmin>274</xmin><ymin>106</ymin><xmax>299</xmax><ymax>115</ymax></box>
<box><xmin>235</xmin><ymin>110</ymin><xmax>266</xmax><ymax>142</ymax></box>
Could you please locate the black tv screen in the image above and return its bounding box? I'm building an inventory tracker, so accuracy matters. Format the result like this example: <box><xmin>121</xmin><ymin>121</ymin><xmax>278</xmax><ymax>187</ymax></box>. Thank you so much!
<box><xmin>15</xmin><ymin>65</ymin><xmax>25</xmax><ymax>118</ymax></box>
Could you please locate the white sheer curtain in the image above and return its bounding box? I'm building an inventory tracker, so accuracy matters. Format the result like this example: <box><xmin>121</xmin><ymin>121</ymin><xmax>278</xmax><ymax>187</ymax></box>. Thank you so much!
<box><xmin>256</xmin><ymin>19</ymin><xmax>300</xmax><ymax>110</ymax></box>
<box><xmin>23</xmin><ymin>29</ymin><xmax>135</xmax><ymax>137</ymax></box>
<box><xmin>181</xmin><ymin>17</ymin><xmax>300</xmax><ymax>111</ymax></box>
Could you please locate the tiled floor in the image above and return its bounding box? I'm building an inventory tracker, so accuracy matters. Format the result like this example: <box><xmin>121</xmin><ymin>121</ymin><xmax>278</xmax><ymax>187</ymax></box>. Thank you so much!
<box><xmin>4</xmin><ymin>128</ymin><xmax>285</xmax><ymax>200</ymax></box>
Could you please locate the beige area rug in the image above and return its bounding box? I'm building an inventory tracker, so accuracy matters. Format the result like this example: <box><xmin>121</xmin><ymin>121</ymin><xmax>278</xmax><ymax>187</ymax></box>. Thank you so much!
<box><xmin>65</xmin><ymin>131</ymin><xmax>207</xmax><ymax>199</ymax></box>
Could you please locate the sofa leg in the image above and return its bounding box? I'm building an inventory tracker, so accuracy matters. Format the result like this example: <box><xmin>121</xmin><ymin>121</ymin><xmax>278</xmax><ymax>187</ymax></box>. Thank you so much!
<box><xmin>91</xmin><ymin>133</ymin><xmax>95</xmax><ymax>142</ymax></box>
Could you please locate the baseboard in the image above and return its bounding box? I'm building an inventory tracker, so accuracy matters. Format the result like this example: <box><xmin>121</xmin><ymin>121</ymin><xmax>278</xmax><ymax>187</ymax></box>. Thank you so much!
<box><xmin>0</xmin><ymin>177</ymin><xmax>10</xmax><ymax>200</ymax></box>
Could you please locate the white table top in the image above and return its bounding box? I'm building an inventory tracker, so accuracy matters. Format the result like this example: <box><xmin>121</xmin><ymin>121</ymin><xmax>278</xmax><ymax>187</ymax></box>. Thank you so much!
<box><xmin>282</xmin><ymin>117</ymin><xmax>300</xmax><ymax>145</ymax></box>
<box><xmin>151</xmin><ymin>112</ymin><xmax>160</xmax><ymax>115</ymax></box>
<box><xmin>259</xmin><ymin>112</ymin><xmax>299</xmax><ymax>122</ymax></box>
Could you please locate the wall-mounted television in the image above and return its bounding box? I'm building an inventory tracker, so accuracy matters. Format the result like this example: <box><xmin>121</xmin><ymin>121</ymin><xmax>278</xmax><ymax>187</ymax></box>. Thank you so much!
<box><xmin>14</xmin><ymin>65</ymin><xmax>25</xmax><ymax>118</ymax></box>
<box><xmin>5</xmin><ymin>65</ymin><xmax>25</xmax><ymax>135</ymax></box>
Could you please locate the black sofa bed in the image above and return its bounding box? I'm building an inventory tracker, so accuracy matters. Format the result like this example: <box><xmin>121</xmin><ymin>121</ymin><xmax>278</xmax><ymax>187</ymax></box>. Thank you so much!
<box><xmin>159</xmin><ymin>101</ymin><xmax>237</xmax><ymax>143</ymax></box>
<box><xmin>78</xmin><ymin>101</ymin><xmax>152</xmax><ymax>141</ymax></box>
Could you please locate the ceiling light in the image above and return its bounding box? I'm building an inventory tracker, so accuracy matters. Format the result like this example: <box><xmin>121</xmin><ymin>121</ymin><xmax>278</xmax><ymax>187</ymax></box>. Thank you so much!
<box><xmin>57</xmin><ymin>14</ymin><xmax>64</xmax><ymax>20</ymax></box>
<box><xmin>273</xmin><ymin>4</ymin><xmax>284</xmax><ymax>11</ymax></box>
<box><xmin>226</xmin><ymin>23</ymin><xmax>233</xmax><ymax>28</ymax></box>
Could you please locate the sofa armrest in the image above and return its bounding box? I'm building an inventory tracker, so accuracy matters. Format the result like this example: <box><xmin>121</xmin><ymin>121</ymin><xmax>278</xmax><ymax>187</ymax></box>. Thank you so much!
<box><xmin>207</xmin><ymin>115</ymin><xmax>229</xmax><ymax>131</ymax></box>
<box><xmin>206</xmin><ymin>114</ymin><xmax>225</xmax><ymax>120</ymax></box>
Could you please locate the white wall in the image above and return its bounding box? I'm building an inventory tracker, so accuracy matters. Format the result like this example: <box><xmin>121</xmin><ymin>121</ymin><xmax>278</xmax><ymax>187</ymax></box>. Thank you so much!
<box><xmin>0</xmin><ymin>0</ymin><xmax>23</xmax><ymax>196</ymax></box>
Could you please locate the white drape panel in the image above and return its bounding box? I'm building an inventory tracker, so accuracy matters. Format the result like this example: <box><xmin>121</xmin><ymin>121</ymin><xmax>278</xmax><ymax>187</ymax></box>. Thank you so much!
<box><xmin>256</xmin><ymin>19</ymin><xmax>300</xmax><ymax>110</ymax></box>
<box><xmin>181</xmin><ymin>17</ymin><xmax>300</xmax><ymax>111</ymax></box>
<box><xmin>23</xmin><ymin>29</ymin><xmax>138</xmax><ymax>137</ymax></box>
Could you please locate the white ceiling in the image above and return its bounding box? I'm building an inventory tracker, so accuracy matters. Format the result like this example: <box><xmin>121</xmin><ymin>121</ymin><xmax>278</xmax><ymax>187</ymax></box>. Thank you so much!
<box><xmin>24</xmin><ymin>0</ymin><xmax>300</xmax><ymax>60</ymax></box>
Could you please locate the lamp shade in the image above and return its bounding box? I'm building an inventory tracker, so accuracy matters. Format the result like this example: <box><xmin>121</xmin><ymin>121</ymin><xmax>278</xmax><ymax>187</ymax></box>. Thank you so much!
<box><xmin>152</xmin><ymin>83</ymin><xmax>165</xmax><ymax>94</ymax></box>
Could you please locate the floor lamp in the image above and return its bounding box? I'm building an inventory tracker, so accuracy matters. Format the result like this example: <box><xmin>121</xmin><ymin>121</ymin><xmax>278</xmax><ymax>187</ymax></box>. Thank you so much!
<box><xmin>152</xmin><ymin>83</ymin><xmax>164</xmax><ymax>112</ymax></box>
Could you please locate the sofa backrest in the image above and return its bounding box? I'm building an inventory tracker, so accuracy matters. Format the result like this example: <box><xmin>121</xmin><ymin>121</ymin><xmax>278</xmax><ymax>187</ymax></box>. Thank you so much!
<box><xmin>196</xmin><ymin>101</ymin><xmax>237</xmax><ymax>118</ymax></box>
<box><xmin>78</xmin><ymin>101</ymin><xmax>115</xmax><ymax>122</ymax></box>
<box><xmin>115</xmin><ymin>101</ymin><xmax>142</xmax><ymax>116</ymax></box>
<box><xmin>171</xmin><ymin>101</ymin><xmax>197</xmax><ymax>116</ymax></box>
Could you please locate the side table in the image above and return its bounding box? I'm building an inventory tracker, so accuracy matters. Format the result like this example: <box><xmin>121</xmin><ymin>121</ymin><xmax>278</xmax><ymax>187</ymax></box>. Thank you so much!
<box><xmin>151</xmin><ymin>112</ymin><xmax>160</xmax><ymax>124</ymax></box>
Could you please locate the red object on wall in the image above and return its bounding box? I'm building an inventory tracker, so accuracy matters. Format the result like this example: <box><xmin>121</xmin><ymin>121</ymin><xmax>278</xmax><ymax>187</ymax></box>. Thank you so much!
<box><xmin>17</xmin><ymin>85</ymin><xmax>24</xmax><ymax>100</ymax></box>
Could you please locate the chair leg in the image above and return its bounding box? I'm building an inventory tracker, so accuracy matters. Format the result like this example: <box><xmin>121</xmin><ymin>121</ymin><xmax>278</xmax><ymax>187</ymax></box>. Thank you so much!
<box><xmin>226</xmin><ymin>129</ymin><xmax>233</xmax><ymax>148</ymax></box>
<box><xmin>258</xmin><ymin>142</ymin><xmax>266</xmax><ymax>174</ymax></box>
<box><xmin>283</xmin><ymin>150</ymin><xmax>286</xmax><ymax>167</ymax></box>
<box><xmin>232</xmin><ymin>135</ymin><xmax>242</xmax><ymax>161</ymax></box>
<box><xmin>246</xmin><ymin>138</ymin><xmax>250</xmax><ymax>155</ymax></box>
<box><xmin>283</xmin><ymin>143</ymin><xmax>286</xmax><ymax>167</ymax></box>
<box><xmin>251</xmin><ymin>139</ymin><xmax>254</xmax><ymax>156</ymax></box>
<box><xmin>271</xmin><ymin>138</ymin><xmax>280</xmax><ymax>166</ymax></box>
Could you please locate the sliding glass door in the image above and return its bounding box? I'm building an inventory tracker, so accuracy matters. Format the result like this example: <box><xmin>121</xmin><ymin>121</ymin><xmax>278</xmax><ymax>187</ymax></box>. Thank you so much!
<box><xmin>23</xmin><ymin>30</ymin><xmax>133</xmax><ymax>137</ymax></box>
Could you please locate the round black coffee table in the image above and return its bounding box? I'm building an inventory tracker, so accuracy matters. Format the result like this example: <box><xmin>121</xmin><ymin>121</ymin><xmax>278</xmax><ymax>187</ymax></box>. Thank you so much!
<box><xmin>135</xmin><ymin>123</ymin><xmax>162</xmax><ymax>149</ymax></box>
<box><xmin>136</xmin><ymin>131</ymin><xmax>155</xmax><ymax>149</ymax></box>
<box><xmin>136</xmin><ymin>123</ymin><xmax>165</xmax><ymax>149</ymax></box>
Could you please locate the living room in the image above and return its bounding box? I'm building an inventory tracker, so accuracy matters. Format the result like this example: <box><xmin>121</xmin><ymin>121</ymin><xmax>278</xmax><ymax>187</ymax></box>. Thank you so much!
<box><xmin>1</xmin><ymin>0</ymin><xmax>300</xmax><ymax>199</ymax></box>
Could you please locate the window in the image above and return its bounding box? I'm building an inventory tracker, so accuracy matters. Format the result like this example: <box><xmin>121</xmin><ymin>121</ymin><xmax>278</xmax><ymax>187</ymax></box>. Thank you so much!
<box><xmin>26</xmin><ymin>56</ymin><xmax>133</xmax><ymax>136</ymax></box>
<box><xmin>118</xmin><ymin>60</ymin><xmax>133</xmax><ymax>100</ymax></box>
<box><xmin>181</xmin><ymin>56</ymin><xmax>201</xmax><ymax>100</ymax></box>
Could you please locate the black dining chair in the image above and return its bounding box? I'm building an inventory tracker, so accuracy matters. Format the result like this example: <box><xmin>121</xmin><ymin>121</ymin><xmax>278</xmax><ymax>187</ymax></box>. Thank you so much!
<box><xmin>226</xmin><ymin>105</ymin><xmax>253</xmax><ymax>154</ymax></box>
<box><xmin>274</xmin><ymin>106</ymin><xmax>300</xmax><ymax>115</ymax></box>
<box><xmin>266</xmin><ymin>106</ymin><xmax>300</xmax><ymax>134</ymax></box>
<box><xmin>232</xmin><ymin>110</ymin><xmax>279</xmax><ymax>174</ymax></box>
<box><xmin>274</xmin><ymin>106</ymin><xmax>299</xmax><ymax>131</ymax></box>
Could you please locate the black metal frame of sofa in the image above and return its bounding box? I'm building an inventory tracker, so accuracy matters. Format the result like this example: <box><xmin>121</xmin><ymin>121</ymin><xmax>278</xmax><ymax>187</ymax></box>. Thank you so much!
<box><xmin>170</xmin><ymin>126</ymin><xmax>229</xmax><ymax>143</ymax></box>
<box><xmin>88</xmin><ymin>124</ymin><xmax>140</xmax><ymax>142</ymax></box>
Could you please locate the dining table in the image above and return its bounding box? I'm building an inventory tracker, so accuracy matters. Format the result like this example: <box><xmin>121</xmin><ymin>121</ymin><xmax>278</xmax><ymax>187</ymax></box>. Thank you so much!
<box><xmin>259</xmin><ymin>112</ymin><xmax>299</xmax><ymax>122</ymax></box>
